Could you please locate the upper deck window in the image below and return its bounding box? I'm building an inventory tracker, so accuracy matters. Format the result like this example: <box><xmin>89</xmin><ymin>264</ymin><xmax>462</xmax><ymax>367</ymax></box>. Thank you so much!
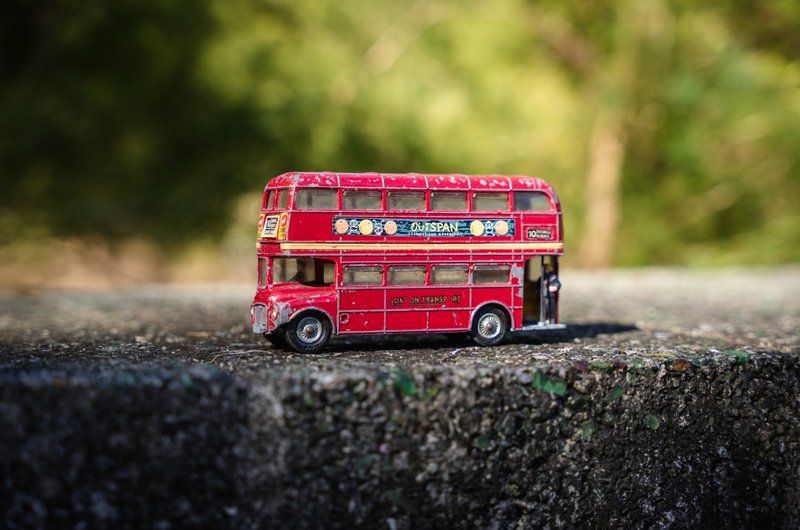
<box><xmin>277</xmin><ymin>190</ymin><xmax>289</xmax><ymax>210</ymax></box>
<box><xmin>388</xmin><ymin>191</ymin><xmax>425</xmax><ymax>211</ymax></box>
<box><xmin>264</xmin><ymin>191</ymin><xmax>274</xmax><ymax>210</ymax></box>
<box><xmin>295</xmin><ymin>188</ymin><xmax>337</xmax><ymax>209</ymax></box>
<box><xmin>430</xmin><ymin>191</ymin><xmax>467</xmax><ymax>211</ymax></box>
<box><xmin>513</xmin><ymin>191</ymin><xmax>551</xmax><ymax>211</ymax></box>
<box><xmin>473</xmin><ymin>192</ymin><xmax>509</xmax><ymax>211</ymax></box>
<box><xmin>343</xmin><ymin>190</ymin><xmax>382</xmax><ymax>210</ymax></box>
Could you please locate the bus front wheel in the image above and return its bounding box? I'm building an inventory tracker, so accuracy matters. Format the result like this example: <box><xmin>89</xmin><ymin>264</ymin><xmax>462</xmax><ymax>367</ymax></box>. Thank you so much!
<box><xmin>263</xmin><ymin>329</ymin><xmax>287</xmax><ymax>350</ymax></box>
<box><xmin>471</xmin><ymin>307</ymin><xmax>508</xmax><ymax>347</ymax></box>
<box><xmin>284</xmin><ymin>313</ymin><xmax>331</xmax><ymax>353</ymax></box>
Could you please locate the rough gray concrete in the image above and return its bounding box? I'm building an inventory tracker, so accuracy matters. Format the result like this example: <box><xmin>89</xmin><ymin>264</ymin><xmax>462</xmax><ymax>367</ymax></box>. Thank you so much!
<box><xmin>1</xmin><ymin>268</ymin><xmax>799</xmax><ymax>529</ymax></box>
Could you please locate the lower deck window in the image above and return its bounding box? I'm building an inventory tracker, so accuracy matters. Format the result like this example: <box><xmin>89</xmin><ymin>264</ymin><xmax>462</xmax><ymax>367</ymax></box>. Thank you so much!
<box><xmin>273</xmin><ymin>258</ymin><xmax>334</xmax><ymax>285</ymax></box>
<box><xmin>431</xmin><ymin>265</ymin><xmax>468</xmax><ymax>284</ymax></box>
<box><xmin>258</xmin><ymin>258</ymin><xmax>268</xmax><ymax>287</ymax></box>
<box><xmin>388</xmin><ymin>266</ymin><xmax>426</xmax><ymax>285</ymax></box>
<box><xmin>473</xmin><ymin>265</ymin><xmax>510</xmax><ymax>284</ymax></box>
<box><xmin>342</xmin><ymin>265</ymin><xmax>383</xmax><ymax>285</ymax></box>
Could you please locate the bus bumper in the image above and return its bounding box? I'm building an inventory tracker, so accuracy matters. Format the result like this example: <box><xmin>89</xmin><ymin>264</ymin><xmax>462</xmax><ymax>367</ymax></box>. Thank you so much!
<box><xmin>518</xmin><ymin>322</ymin><xmax>567</xmax><ymax>331</ymax></box>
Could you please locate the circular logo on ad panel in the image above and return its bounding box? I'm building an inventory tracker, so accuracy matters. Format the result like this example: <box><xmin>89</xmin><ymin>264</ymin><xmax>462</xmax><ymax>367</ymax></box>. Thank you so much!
<box><xmin>384</xmin><ymin>220</ymin><xmax>398</xmax><ymax>235</ymax></box>
<box><xmin>359</xmin><ymin>219</ymin><xmax>374</xmax><ymax>235</ymax></box>
<box><xmin>334</xmin><ymin>218</ymin><xmax>349</xmax><ymax>234</ymax></box>
<box><xmin>470</xmin><ymin>220</ymin><xmax>485</xmax><ymax>236</ymax></box>
<box><xmin>495</xmin><ymin>220</ymin><xmax>509</xmax><ymax>236</ymax></box>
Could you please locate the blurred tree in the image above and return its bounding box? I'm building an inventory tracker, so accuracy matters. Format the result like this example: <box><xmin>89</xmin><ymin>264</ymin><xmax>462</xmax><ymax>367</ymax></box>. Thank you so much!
<box><xmin>0</xmin><ymin>0</ymin><xmax>268</xmax><ymax>249</ymax></box>
<box><xmin>529</xmin><ymin>0</ymin><xmax>800</xmax><ymax>266</ymax></box>
<box><xmin>1</xmin><ymin>0</ymin><xmax>798</xmax><ymax>267</ymax></box>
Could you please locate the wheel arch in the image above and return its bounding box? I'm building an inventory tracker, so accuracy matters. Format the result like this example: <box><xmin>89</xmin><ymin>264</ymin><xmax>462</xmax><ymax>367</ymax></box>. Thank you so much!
<box><xmin>284</xmin><ymin>307</ymin><xmax>336</xmax><ymax>335</ymax></box>
<box><xmin>470</xmin><ymin>302</ymin><xmax>513</xmax><ymax>331</ymax></box>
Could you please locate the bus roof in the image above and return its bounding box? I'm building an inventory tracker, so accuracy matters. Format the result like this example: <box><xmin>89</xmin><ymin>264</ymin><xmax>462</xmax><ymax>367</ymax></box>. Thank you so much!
<box><xmin>267</xmin><ymin>172</ymin><xmax>557</xmax><ymax>195</ymax></box>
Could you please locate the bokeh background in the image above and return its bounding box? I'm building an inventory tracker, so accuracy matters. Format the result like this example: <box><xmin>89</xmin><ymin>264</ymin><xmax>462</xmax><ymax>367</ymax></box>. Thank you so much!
<box><xmin>1</xmin><ymin>0</ymin><xmax>799</xmax><ymax>290</ymax></box>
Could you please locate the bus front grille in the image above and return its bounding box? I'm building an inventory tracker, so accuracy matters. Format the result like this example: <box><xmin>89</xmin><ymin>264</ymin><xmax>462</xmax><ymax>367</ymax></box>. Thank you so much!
<box><xmin>252</xmin><ymin>303</ymin><xmax>268</xmax><ymax>333</ymax></box>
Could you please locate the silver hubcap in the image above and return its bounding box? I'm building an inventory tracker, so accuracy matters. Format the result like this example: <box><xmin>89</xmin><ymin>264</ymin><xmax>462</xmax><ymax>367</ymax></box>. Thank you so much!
<box><xmin>296</xmin><ymin>317</ymin><xmax>323</xmax><ymax>344</ymax></box>
<box><xmin>477</xmin><ymin>313</ymin><xmax>502</xmax><ymax>339</ymax></box>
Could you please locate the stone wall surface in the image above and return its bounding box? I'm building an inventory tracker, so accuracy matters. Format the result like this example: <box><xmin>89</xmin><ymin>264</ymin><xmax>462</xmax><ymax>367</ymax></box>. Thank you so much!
<box><xmin>2</xmin><ymin>356</ymin><xmax>798</xmax><ymax>529</ymax></box>
<box><xmin>244</xmin><ymin>357</ymin><xmax>800</xmax><ymax>529</ymax></box>
<box><xmin>0</xmin><ymin>366</ymin><xmax>249</xmax><ymax>529</ymax></box>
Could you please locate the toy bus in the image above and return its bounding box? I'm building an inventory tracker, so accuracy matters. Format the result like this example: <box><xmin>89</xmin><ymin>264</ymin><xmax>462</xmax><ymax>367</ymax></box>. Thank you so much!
<box><xmin>250</xmin><ymin>172</ymin><xmax>565</xmax><ymax>353</ymax></box>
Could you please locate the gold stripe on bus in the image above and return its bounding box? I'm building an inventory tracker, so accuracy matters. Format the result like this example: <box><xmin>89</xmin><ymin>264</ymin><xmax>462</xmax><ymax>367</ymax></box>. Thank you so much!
<box><xmin>280</xmin><ymin>242</ymin><xmax>564</xmax><ymax>251</ymax></box>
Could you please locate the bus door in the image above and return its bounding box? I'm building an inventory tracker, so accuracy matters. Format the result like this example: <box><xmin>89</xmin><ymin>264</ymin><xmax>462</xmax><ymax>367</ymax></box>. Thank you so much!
<box><xmin>523</xmin><ymin>256</ymin><xmax>559</xmax><ymax>325</ymax></box>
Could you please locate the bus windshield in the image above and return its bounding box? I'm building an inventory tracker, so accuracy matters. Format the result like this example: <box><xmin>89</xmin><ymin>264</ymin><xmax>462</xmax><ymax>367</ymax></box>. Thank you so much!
<box><xmin>272</xmin><ymin>258</ymin><xmax>334</xmax><ymax>286</ymax></box>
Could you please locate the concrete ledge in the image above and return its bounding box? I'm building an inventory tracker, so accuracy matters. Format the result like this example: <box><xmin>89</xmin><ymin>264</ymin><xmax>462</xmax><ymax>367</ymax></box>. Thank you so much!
<box><xmin>2</xmin><ymin>354</ymin><xmax>800</xmax><ymax>528</ymax></box>
<box><xmin>246</xmin><ymin>354</ymin><xmax>800</xmax><ymax>529</ymax></box>
<box><xmin>0</xmin><ymin>365</ymin><xmax>248</xmax><ymax>529</ymax></box>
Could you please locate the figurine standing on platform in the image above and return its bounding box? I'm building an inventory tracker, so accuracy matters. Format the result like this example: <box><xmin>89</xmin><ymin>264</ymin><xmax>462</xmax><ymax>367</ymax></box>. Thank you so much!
<box><xmin>544</xmin><ymin>264</ymin><xmax>561</xmax><ymax>324</ymax></box>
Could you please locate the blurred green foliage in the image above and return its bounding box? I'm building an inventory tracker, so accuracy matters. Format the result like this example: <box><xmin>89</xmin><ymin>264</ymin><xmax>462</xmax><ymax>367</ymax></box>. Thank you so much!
<box><xmin>1</xmin><ymin>0</ymin><xmax>798</xmax><ymax>265</ymax></box>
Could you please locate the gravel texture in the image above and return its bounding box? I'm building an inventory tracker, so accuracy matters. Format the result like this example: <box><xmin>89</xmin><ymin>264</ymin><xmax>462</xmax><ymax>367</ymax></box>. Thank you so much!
<box><xmin>0</xmin><ymin>268</ymin><xmax>799</xmax><ymax>528</ymax></box>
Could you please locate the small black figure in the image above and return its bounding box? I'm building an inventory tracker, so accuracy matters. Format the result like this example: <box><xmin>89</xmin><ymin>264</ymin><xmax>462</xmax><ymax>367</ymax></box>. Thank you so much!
<box><xmin>543</xmin><ymin>264</ymin><xmax>561</xmax><ymax>324</ymax></box>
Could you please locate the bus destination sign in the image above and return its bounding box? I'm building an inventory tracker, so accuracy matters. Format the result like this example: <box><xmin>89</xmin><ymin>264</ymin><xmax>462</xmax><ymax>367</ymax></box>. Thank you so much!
<box><xmin>333</xmin><ymin>217</ymin><xmax>516</xmax><ymax>237</ymax></box>
<box><xmin>261</xmin><ymin>215</ymin><xmax>280</xmax><ymax>238</ymax></box>
<box><xmin>525</xmin><ymin>227</ymin><xmax>552</xmax><ymax>240</ymax></box>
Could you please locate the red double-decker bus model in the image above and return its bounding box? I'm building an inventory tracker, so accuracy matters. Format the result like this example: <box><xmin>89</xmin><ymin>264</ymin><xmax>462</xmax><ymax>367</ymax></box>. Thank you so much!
<box><xmin>250</xmin><ymin>172</ymin><xmax>565</xmax><ymax>353</ymax></box>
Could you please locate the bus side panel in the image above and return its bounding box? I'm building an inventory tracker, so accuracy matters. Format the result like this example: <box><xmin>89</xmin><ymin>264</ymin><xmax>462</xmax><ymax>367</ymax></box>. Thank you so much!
<box><xmin>341</xmin><ymin>312</ymin><xmax>384</xmax><ymax>333</ymax></box>
<box><xmin>386</xmin><ymin>287</ymin><xmax>427</xmax><ymax>332</ymax></box>
<box><xmin>512</xmin><ymin>285</ymin><xmax>525</xmax><ymax>329</ymax></box>
<box><xmin>339</xmin><ymin>287</ymin><xmax>385</xmax><ymax>333</ymax></box>
<box><xmin>471</xmin><ymin>286</ymin><xmax>514</xmax><ymax>322</ymax></box>
<box><xmin>385</xmin><ymin>311</ymin><xmax>427</xmax><ymax>332</ymax></box>
<box><xmin>339</xmin><ymin>287</ymin><xmax>383</xmax><ymax>311</ymax></box>
<box><xmin>428</xmin><ymin>309</ymin><xmax>471</xmax><ymax>331</ymax></box>
<box><xmin>427</xmin><ymin>286</ymin><xmax>470</xmax><ymax>331</ymax></box>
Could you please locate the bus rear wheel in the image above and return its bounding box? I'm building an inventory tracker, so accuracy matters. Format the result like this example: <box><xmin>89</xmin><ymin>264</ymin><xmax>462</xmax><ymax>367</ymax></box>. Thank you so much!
<box><xmin>471</xmin><ymin>307</ymin><xmax>508</xmax><ymax>347</ymax></box>
<box><xmin>284</xmin><ymin>313</ymin><xmax>331</xmax><ymax>353</ymax></box>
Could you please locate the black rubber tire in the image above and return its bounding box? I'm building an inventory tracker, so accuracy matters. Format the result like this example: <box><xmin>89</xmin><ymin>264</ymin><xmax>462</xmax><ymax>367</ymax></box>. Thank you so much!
<box><xmin>471</xmin><ymin>307</ymin><xmax>508</xmax><ymax>347</ymax></box>
<box><xmin>284</xmin><ymin>313</ymin><xmax>332</xmax><ymax>353</ymax></box>
<box><xmin>263</xmin><ymin>329</ymin><xmax>288</xmax><ymax>350</ymax></box>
